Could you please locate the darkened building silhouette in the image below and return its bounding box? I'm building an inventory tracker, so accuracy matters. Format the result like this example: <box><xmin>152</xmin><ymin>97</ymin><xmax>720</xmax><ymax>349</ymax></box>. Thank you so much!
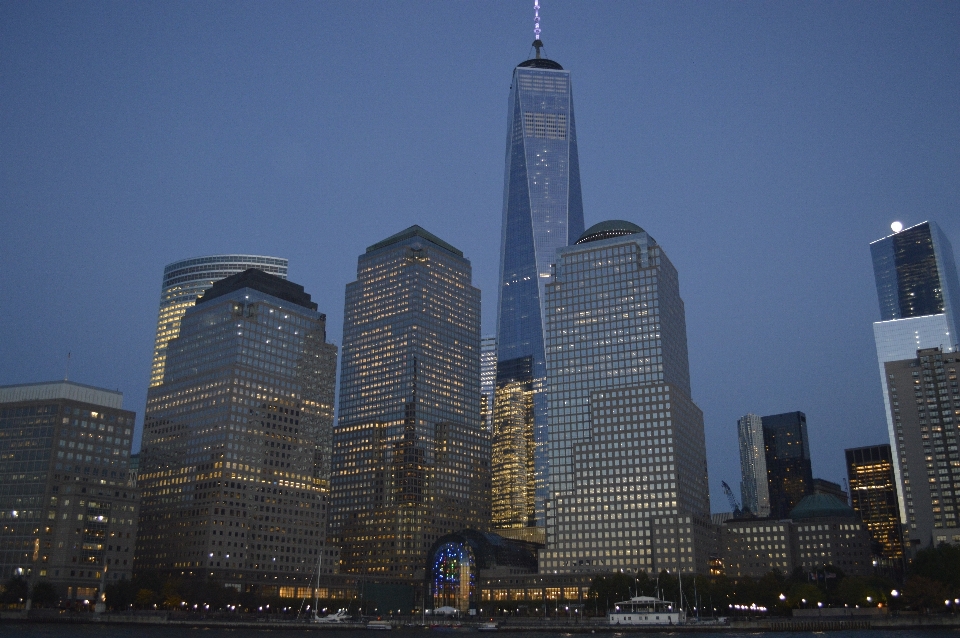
<box><xmin>0</xmin><ymin>381</ymin><xmax>138</xmax><ymax>603</ymax></box>
<box><xmin>137</xmin><ymin>269</ymin><xmax>339</xmax><ymax>590</ymax></box>
<box><xmin>762</xmin><ymin>411</ymin><xmax>813</xmax><ymax>519</ymax></box>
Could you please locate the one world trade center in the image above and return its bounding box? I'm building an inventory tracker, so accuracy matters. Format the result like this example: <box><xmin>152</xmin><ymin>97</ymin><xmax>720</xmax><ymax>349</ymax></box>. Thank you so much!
<box><xmin>493</xmin><ymin>37</ymin><xmax>584</xmax><ymax>536</ymax></box>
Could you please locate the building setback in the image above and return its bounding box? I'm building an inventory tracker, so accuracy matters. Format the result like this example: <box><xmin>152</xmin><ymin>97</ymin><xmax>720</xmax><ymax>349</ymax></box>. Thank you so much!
<box><xmin>331</xmin><ymin>226</ymin><xmax>489</xmax><ymax>580</ymax></box>
<box><xmin>845</xmin><ymin>444</ymin><xmax>904</xmax><ymax>562</ymax></box>
<box><xmin>149</xmin><ymin>255</ymin><xmax>288</xmax><ymax>388</ymax></box>
<box><xmin>137</xmin><ymin>269</ymin><xmax>339</xmax><ymax>593</ymax></box>
<box><xmin>883</xmin><ymin>347</ymin><xmax>960</xmax><ymax>549</ymax></box>
<box><xmin>870</xmin><ymin>221</ymin><xmax>960</xmax><ymax>529</ymax></box>
<box><xmin>538</xmin><ymin>220</ymin><xmax>711</xmax><ymax>574</ymax></box>
<box><xmin>494</xmin><ymin>39</ymin><xmax>585</xmax><ymax>533</ymax></box>
<box><xmin>0</xmin><ymin>382</ymin><xmax>138</xmax><ymax>602</ymax></box>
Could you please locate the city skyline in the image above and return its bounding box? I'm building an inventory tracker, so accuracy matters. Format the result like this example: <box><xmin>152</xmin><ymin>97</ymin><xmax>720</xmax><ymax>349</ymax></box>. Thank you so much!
<box><xmin>2</xmin><ymin>2</ymin><xmax>960</xmax><ymax>509</ymax></box>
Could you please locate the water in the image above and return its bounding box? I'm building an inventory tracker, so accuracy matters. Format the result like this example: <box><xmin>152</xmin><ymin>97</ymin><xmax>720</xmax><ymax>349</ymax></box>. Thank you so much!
<box><xmin>2</xmin><ymin>628</ymin><xmax>960</xmax><ymax>638</ymax></box>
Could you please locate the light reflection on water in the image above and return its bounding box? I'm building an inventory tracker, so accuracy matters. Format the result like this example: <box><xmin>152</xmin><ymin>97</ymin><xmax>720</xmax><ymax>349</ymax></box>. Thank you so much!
<box><xmin>2</xmin><ymin>627</ymin><xmax>960</xmax><ymax>638</ymax></box>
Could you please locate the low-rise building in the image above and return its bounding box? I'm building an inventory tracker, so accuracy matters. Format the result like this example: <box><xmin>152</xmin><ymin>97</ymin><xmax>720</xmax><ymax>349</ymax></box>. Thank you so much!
<box><xmin>0</xmin><ymin>381</ymin><xmax>139</xmax><ymax>602</ymax></box>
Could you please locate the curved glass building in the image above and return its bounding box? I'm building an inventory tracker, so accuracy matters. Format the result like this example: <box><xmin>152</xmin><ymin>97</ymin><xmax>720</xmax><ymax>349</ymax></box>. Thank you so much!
<box><xmin>149</xmin><ymin>254</ymin><xmax>288</xmax><ymax>386</ymax></box>
<box><xmin>493</xmin><ymin>41</ymin><xmax>585</xmax><ymax>532</ymax></box>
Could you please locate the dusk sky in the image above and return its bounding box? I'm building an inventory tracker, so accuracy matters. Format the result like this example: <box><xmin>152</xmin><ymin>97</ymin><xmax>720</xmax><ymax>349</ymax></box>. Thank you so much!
<box><xmin>2</xmin><ymin>1</ymin><xmax>958</xmax><ymax>511</ymax></box>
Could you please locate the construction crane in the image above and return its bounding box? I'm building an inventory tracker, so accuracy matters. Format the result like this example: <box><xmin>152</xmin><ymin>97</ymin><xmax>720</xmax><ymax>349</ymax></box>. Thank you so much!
<box><xmin>721</xmin><ymin>481</ymin><xmax>742</xmax><ymax>517</ymax></box>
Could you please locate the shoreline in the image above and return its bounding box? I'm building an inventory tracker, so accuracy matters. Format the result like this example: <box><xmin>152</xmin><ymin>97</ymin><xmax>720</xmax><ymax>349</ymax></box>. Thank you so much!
<box><xmin>4</xmin><ymin>611</ymin><xmax>960</xmax><ymax>632</ymax></box>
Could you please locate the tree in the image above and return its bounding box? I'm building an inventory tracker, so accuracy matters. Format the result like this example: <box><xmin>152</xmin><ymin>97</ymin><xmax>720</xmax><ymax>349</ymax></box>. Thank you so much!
<box><xmin>588</xmin><ymin>573</ymin><xmax>637</xmax><ymax>611</ymax></box>
<box><xmin>105</xmin><ymin>579</ymin><xmax>138</xmax><ymax>610</ymax></box>
<box><xmin>0</xmin><ymin>576</ymin><xmax>29</xmax><ymax>605</ymax></box>
<box><xmin>903</xmin><ymin>575</ymin><xmax>948</xmax><ymax>614</ymax></box>
<box><xmin>30</xmin><ymin>581</ymin><xmax>58</xmax><ymax>607</ymax></box>
<box><xmin>910</xmin><ymin>543</ymin><xmax>960</xmax><ymax>592</ymax></box>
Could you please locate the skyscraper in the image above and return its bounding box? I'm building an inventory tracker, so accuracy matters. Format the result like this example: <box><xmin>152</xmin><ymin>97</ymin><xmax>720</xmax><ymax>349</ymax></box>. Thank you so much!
<box><xmin>882</xmin><ymin>347</ymin><xmax>960</xmax><ymax>548</ymax></box>
<box><xmin>845</xmin><ymin>444</ymin><xmax>903</xmax><ymax>562</ymax></box>
<box><xmin>870</xmin><ymin>221</ymin><xmax>960</xmax><ymax>526</ymax></box>
<box><xmin>0</xmin><ymin>381</ymin><xmax>138</xmax><ymax>603</ymax></box>
<box><xmin>480</xmin><ymin>336</ymin><xmax>496</xmax><ymax>431</ymax></box>
<box><xmin>738</xmin><ymin>413</ymin><xmax>770</xmax><ymax>517</ymax></box>
<box><xmin>150</xmin><ymin>255</ymin><xmax>288</xmax><ymax>387</ymax></box>
<box><xmin>137</xmin><ymin>269</ymin><xmax>339</xmax><ymax>590</ymax></box>
<box><xmin>538</xmin><ymin>221</ymin><xmax>712</xmax><ymax>574</ymax></box>
<box><xmin>330</xmin><ymin>226</ymin><xmax>489</xmax><ymax>579</ymax></box>
<box><xmin>761</xmin><ymin>411</ymin><xmax>813</xmax><ymax>519</ymax></box>
<box><xmin>494</xmin><ymin>37</ymin><xmax>585</xmax><ymax>532</ymax></box>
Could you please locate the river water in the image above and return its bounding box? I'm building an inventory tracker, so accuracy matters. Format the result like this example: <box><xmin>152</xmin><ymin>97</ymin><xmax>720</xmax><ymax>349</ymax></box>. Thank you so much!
<box><xmin>2</xmin><ymin>627</ymin><xmax>960</xmax><ymax>638</ymax></box>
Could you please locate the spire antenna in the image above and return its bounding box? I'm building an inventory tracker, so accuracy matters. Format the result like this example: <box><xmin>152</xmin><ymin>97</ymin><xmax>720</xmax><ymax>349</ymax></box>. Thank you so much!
<box><xmin>533</xmin><ymin>1</ymin><xmax>543</xmax><ymax>59</ymax></box>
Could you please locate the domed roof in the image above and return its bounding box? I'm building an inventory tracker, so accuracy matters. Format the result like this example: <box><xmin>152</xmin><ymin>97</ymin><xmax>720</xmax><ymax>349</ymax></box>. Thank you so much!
<box><xmin>518</xmin><ymin>58</ymin><xmax>563</xmax><ymax>70</ymax></box>
<box><xmin>577</xmin><ymin>220</ymin><xmax>646</xmax><ymax>244</ymax></box>
<box><xmin>789</xmin><ymin>493</ymin><xmax>857</xmax><ymax>520</ymax></box>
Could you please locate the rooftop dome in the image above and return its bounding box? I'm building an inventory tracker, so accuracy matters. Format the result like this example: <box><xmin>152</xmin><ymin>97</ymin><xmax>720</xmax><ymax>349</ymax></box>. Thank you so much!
<box><xmin>518</xmin><ymin>58</ymin><xmax>563</xmax><ymax>70</ymax></box>
<box><xmin>789</xmin><ymin>493</ymin><xmax>857</xmax><ymax>520</ymax></box>
<box><xmin>577</xmin><ymin>220</ymin><xmax>646</xmax><ymax>244</ymax></box>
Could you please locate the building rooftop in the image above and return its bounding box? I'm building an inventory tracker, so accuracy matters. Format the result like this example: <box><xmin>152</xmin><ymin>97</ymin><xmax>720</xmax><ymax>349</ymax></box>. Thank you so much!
<box><xmin>0</xmin><ymin>381</ymin><xmax>124</xmax><ymax>410</ymax></box>
<box><xmin>197</xmin><ymin>268</ymin><xmax>318</xmax><ymax>311</ymax></box>
<box><xmin>577</xmin><ymin>220</ymin><xmax>647</xmax><ymax>244</ymax></box>
<box><xmin>365</xmin><ymin>225</ymin><xmax>463</xmax><ymax>257</ymax></box>
<box><xmin>789</xmin><ymin>493</ymin><xmax>857</xmax><ymax>520</ymax></box>
<box><xmin>518</xmin><ymin>58</ymin><xmax>564</xmax><ymax>70</ymax></box>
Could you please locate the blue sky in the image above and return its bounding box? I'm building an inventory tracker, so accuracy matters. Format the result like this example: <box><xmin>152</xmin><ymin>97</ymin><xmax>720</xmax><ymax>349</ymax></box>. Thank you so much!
<box><xmin>2</xmin><ymin>1</ymin><xmax>958</xmax><ymax>510</ymax></box>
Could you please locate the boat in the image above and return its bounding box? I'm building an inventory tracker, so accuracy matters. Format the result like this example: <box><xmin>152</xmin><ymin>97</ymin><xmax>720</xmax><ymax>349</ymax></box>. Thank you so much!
<box><xmin>367</xmin><ymin>620</ymin><xmax>393</xmax><ymax>630</ymax></box>
<box><xmin>477</xmin><ymin>621</ymin><xmax>499</xmax><ymax>631</ymax></box>
<box><xmin>313</xmin><ymin>608</ymin><xmax>351</xmax><ymax>623</ymax></box>
<box><xmin>608</xmin><ymin>596</ymin><xmax>685</xmax><ymax>625</ymax></box>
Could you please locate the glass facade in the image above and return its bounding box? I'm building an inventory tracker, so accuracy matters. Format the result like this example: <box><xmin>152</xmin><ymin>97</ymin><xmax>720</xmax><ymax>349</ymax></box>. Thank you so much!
<box><xmin>761</xmin><ymin>412</ymin><xmax>813</xmax><ymax>519</ymax></box>
<box><xmin>0</xmin><ymin>382</ymin><xmax>138</xmax><ymax>600</ymax></box>
<box><xmin>870</xmin><ymin>222</ymin><xmax>960</xmax><ymax>339</ymax></box>
<box><xmin>331</xmin><ymin>226</ymin><xmax>489</xmax><ymax>579</ymax></box>
<box><xmin>495</xmin><ymin>53</ymin><xmax>585</xmax><ymax>530</ymax></box>
<box><xmin>150</xmin><ymin>255</ymin><xmax>288</xmax><ymax>387</ymax></box>
<box><xmin>737</xmin><ymin>413</ymin><xmax>770</xmax><ymax>517</ymax></box>
<box><xmin>870</xmin><ymin>221</ymin><xmax>960</xmax><ymax>532</ymax></box>
<box><xmin>137</xmin><ymin>270</ymin><xmax>339</xmax><ymax>588</ymax></box>
<box><xmin>845</xmin><ymin>444</ymin><xmax>904</xmax><ymax>561</ymax></box>
<box><xmin>480</xmin><ymin>336</ymin><xmax>496</xmax><ymax>431</ymax></box>
<box><xmin>538</xmin><ymin>223</ymin><xmax>711</xmax><ymax>574</ymax></box>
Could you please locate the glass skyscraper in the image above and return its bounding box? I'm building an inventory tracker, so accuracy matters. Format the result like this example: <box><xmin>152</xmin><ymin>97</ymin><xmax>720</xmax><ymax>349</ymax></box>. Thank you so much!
<box><xmin>494</xmin><ymin>43</ymin><xmax>584</xmax><ymax>532</ymax></box>
<box><xmin>539</xmin><ymin>221</ymin><xmax>711</xmax><ymax>574</ymax></box>
<box><xmin>737</xmin><ymin>413</ymin><xmax>770</xmax><ymax>517</ymax></box>
<box><xmin>870</xmin><ymin>221</ymin><xmax>960</xmax><ymax>527</ymax></box>
<box><xmin>150</xmin><ymin>255</ymin><xmax>288</xmax><ymax>387</ymax></box>
<box><xmin>331</xmin><ymin>226</ymin><xmax>489</xmax><ymax>579</ymax></box>
<box><xmin>761</xmin><ymin>411</ymin><xmax>813</xmax><ymax>519</ymax></box>
<box><xmin>137</xmin><ymin>269</ymin><xmax>339</xmax><ymax>590</ymax></box>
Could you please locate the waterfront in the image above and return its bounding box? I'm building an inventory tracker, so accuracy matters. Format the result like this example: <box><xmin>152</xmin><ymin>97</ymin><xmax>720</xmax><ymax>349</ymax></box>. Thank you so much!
<box><xmin>3</xmin><ymin>623</ymin><xmax>960</xmax><ymax>638</ymax></box>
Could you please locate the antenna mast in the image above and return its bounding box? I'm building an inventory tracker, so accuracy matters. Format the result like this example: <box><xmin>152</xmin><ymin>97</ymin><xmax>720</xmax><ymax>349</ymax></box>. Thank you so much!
<box><xmin>533</xmin><ymin>1</ymin><xmax>543</xmax><ymax>58</ymax></box>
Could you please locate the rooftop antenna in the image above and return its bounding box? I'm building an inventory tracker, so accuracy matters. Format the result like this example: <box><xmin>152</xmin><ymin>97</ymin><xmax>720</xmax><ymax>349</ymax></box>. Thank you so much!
<box><xmin>64</xmin><ymin>351</ymin><xmax>71</xmax><ymax>381</ymax></box>
<box><xmin>533</xmin><ymin>1</ymin><xmax>543</xmax><ymax>58</ymax></box>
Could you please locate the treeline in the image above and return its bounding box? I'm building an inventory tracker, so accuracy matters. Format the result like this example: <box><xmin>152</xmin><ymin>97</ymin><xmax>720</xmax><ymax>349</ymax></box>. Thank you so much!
<box><xmin>588</xmin><ymin>543</ymin><xmax>960</xmax><ymax>616</ymax></box>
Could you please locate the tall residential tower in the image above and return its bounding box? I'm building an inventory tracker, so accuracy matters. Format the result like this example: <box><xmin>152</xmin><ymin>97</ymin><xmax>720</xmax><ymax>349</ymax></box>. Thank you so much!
<box><xmin>737</xmin><ymin>413</ymin><xmax>770</xmax><ymax>517</ymax></box>
<box><xmin>493</xmin><ymin>38</ymin><xmax>584</xmax><ymax>534</ymax></box>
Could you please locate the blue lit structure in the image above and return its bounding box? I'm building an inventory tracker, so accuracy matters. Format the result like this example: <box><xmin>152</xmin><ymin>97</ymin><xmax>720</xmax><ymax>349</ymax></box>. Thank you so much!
<box><xmin>494</xmin><ymin>40</ymin><xmax>584</xmax><ymax>530</ymax></box>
